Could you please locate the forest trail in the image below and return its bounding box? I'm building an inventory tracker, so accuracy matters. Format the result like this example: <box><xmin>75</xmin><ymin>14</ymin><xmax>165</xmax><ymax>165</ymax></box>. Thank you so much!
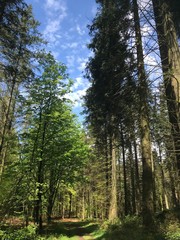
<box><xmin>45</xmin><ymin>218</ymin><xmax>98</xmax><ymax>239</ymax></box>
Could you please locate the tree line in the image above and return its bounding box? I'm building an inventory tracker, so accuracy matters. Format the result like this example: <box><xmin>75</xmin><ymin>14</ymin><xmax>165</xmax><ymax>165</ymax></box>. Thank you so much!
<box><xmin>0</xmin><ymin>0</ymin><xmax>89</xmax><ymax>231</ymax></box>
<box><xmin>83</xmin><ymin>0</ymin><xmax>180</xmax><ymax>228</ymax></box>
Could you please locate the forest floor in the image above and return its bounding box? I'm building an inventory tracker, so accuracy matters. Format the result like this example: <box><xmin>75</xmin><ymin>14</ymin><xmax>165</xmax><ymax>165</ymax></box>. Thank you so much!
<box><xmin>42</xmin><ymin>218</ymin><xmax>103</xmax><ymax>239</ymax></box>
<box><xmin>1</xmin><ymin>214</ymin><xmax>180</xmax><ymax>239</ymax></box>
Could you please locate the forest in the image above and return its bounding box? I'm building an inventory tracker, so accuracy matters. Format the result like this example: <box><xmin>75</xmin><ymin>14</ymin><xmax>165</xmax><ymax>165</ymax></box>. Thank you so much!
<box><xmin>0</xmin><ymin>0</ymin><xmax>180</xmax><ymax>239</ymax></box>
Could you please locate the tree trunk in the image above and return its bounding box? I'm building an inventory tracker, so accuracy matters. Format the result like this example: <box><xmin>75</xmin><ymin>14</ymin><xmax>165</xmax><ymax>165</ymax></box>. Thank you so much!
<box><xmin>108</xmin><ymin>134</ymin><xmax>117</xmax><ymax>221</ymax></box>
<box><xmin>105</xmin><ymin>130</ymin><xmax>110</xmax><ymax>218</ymax></box>
<box><xmin>69</xmin><ymin>193</ymin><xmax>72</xmax><ymax>218</ymax></box>
<box><xmin>120</xmin><ymin>127</ymin><xmax>128</xmax><ymax>216</ymax></box>
<box><xmin>132</xmin><ymin>0</ymin><xmax>154</xmax><ymax>227</ymax></box>
<box><xmin>158</xmin><ymin>143</ymin><xmax>169</xmax><ymax>210</ymax></box>
<box><xmin>129</xmin><ymin>140</ymin><xmax>136</xmax><ymax>214</ymax></box>
<box><xmin>82</xmin><ymin>188</ymin><xmax>85</xmax><ymax>220</ymax></box>
<box><xmin>152</xmin><ymin>0</ymin><xmax>180</xmax><ymax>175</ymax></box>
<box><xmin>0</xmin><ymin>81</ymin><xmax>15</xmax><ymax>175</ymax></box>
<box><xmin>35</xmin><ymin>114</ymin><xmax>47</xmax><ymax>231</ymax></box>
<box><xmin>133</xmin><ymin>138</ymin><xmax>141</xmax><ymax>214</ymax></box>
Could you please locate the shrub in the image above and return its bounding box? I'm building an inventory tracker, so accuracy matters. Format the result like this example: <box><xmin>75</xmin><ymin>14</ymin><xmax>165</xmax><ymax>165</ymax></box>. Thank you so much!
<box><xmin>0</xmin><ymin>224</ymin><xmax>38</xmax><ymax>240</ymax></box>
<box><xmin>165</xmin><ymin>223</ymin><xmax>180</xmax><ymax>240</ymax></box>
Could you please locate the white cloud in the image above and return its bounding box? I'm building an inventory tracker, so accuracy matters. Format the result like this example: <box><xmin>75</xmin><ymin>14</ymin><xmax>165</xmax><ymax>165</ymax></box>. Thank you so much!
<box><xmin>43</xmin><ymin>0</ymin><xmax>67</xmax><ymax>43</ymax></box>
<box><xmin>77</xmin><ymin>57</ymin><xmax>87</xmax><ymax>72</ymax></box>
<box><xmin>144</xmin><ymin>55</ymin><xmax>157</xmax><ymax>67</ymax></box>
<box><xmin>44</xmin><ymin>0</ymin><xmax>67</xmax><ymax>17</ymax></box>
<box><xmin>44</xmin><ymin>19</ymin><xmax>61</xmax><ymax>35</ymax></box>
<box><xmin>50</xmin><ymin>50</ymin><xmax>60</xmax><ymax>60</ymax></box>
<box><xmin>61</xmin><ymin>42</ymin><xmax>79</xmax><ymax>50</ymax></box>
<box><xmin>138</xmin><ymin>0</ymin><xmax>150</xmax><ymax>8</ymax></box>
<box><xmin>76</xmin><ymin>24</ymin><xmax>86</xmax><ymax>36</ymax></box>
<box><xmin>73</xmin><ymin>77</ymin><xmax>84</xmax><ymax>90</ymax></box>
<box><xmin>66</xmin><ymin>55</ymin><xmax>75</xmax><ymax>68</ymax></box>
<box><xmin>78</xmin><ymin>62</ymin><xmax>86</xmax><ymax>72</ymax></box>
<box><xmin>65</xmin><ymin>75</ymin><xmax>90</xmax><ymax>107</ymax></box>
<box><xmin>67</xmin><ymin>88</ymin><xmax>87</xmax><ymax>107</ymax></box>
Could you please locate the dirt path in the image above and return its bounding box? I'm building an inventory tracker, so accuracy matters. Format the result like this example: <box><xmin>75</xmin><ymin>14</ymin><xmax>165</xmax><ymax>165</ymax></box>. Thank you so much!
<box><xmin>45</xmin><ymin>218</ymin><xmax>98</xmax><ymax>239</ymax></box>
<box><xmin>61</xmin><ymin>219</ymin><xmax>96</xmax><ymax>240</ymax></box>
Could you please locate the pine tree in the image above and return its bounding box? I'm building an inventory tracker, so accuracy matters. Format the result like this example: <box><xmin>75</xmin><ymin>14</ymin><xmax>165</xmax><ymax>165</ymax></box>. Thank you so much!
<box><xmin>85</xmin><ymin>0</ymin><xmax>136</xmax><ymax>220</ymax></box>
<box><xmin>152</xmin><ymin>0</ymin><xmax>180</xmax><ymax>175</ymax></box>
<box><xmin>0</xmin><ymin>2</ymin><xmax>43</xmax><ymax>178</ymax></box>
<box><xmin>132</xmin><ymin>0</ymin><xmax>154</xmax><ymax>227</ymax></box>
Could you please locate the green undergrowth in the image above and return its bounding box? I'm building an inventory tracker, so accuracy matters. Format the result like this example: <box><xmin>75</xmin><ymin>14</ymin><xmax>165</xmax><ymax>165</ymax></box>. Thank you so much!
<box><xmin>95</xmin><ymin>210</ymin><xmax>180</xmax><ymax>240</ymax></box>
<box><xmin>0</xmin><ymin>224</ymin><xmax>38</xmax><ymax>240</ymax></box>
<box><xmin>42</xmin><ymin>220</ymin><xmax>99</xmax><ymax>239</ymax></box>
<box><xmin>0</xmin><ymin>210</ymin><xmax>179</xmax><ymax>240</ymax></box>
<box><xmin>96</xmin><ymin>216</ymin><xmax>164</xmax><ymax>240</ymax></box>
<box><xmin>0</xmin><ymin>220</ymin><xmax>100</xmax><ymax>239</ymax></box>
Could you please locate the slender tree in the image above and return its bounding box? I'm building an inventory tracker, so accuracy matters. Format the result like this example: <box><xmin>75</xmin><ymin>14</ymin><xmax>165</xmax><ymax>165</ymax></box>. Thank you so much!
<box><xmin>132</xmin><ymin>0</ymin><xmax>154</xmax><ymax>227</ymax></box>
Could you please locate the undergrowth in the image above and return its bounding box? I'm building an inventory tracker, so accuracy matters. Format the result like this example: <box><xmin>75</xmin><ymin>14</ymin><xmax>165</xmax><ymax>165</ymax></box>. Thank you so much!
<box><xmin>0</xmin><ymin>210</ymin><xmax>179</xmax><ymax>240</ymax></box>
<box><xmin>95</xmin><ymin>213</ymin><xmax>180</xmax><ymax>240</ymax></box>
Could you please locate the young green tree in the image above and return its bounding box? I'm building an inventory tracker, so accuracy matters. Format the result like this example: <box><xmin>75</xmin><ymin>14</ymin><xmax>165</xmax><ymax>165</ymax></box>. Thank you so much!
<box><xmin>19</xmin><ymin>53</ymin><xmax>89</xmax><ymax>230</ymax></box>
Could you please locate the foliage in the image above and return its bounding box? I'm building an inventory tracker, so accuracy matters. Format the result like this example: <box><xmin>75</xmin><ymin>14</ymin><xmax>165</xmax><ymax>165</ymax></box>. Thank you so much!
<box><xmin>0</xmin><ymin>224</ymin><xmax>38</xmax><ymax>240</ymax></box>
<box><xmin>0</xmin><ymin>217</ymin><xmax>179</xmax><ymax>240</ymax></box>
<box><xmin>96</xmin><ymin>216</ymin><xmax>163</xmax><ymax>240</ymax></box>
<box><xmin>165</xmin><ymin>225</ymin><xmax>180</xmax><ymax>240</ymax></box>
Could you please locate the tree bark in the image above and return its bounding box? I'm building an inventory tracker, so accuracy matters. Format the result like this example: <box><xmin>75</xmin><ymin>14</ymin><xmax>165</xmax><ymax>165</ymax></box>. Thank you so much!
<box><xmin>133</xmin><ymin>138</ymin><xmax>141</xmax><ymax>214</ymax></box>
<box><xmin>108</xmin><ymin>133</ymin><xmax>118</xmax><ymax>221</ymax></box>
<box><xmin>35</xmin><ymin>112</ymin><xmax>47</xmax><ymax>231</ymax></box>
<box><xmin>152</xmin><ymin>0</ymin><xmax>180</xmax><ymax>175</ymax></box>
<box><xmin>120</xmin><ymin>126</ymin><xmax>128</xmax><ymax>216</ymax></box>
<box><xmin>132</xmin><ymin>0</ymin><xmax>154</xmax><ymax>227</ymax></box>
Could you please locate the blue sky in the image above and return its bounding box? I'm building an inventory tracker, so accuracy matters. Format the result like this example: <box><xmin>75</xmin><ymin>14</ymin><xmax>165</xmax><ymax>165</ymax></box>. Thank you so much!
<box><xmin>25</xmin><ymin>0</ymin><xmax>97</xmax><ymax>122</ymax></box>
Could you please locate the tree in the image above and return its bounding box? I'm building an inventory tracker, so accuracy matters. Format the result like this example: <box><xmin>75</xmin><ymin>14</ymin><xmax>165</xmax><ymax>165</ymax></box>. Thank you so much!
<box><xmin>0</xmin><ymin>0</ymin><xmax>23</xmax><ymax>23</ymax></box>
<box><xmin>85</xmin><ymin>0</ymin><xmax>136</xmax><ymax>220</ymax></box>
<box><xmin>0</xmin><ymin>2</ymin><xmax>43</xmax><ymax>178</ymax></box>
<box><xmin>152</xmin><ymin>0</ymin><xmax>180</xmax><ymax>175</ymax></box>
<box><xmin>132</xmin><ymin>0</ymin><xmax>154</xmax><ymax>227</ymax></box>
<box><xmin>18</xmin><ymin>53</ymin><xmax>89</xmax><ymax>230</ymax></box>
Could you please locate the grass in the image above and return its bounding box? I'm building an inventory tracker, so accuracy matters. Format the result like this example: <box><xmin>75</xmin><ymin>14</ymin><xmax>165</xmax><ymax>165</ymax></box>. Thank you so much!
<box><xmin>41</xmin><ymin>220</ymin><xmax>99</xmax><ymax>239</ymax></box>
<box><xmin>92</xmin><ymin>213</ymin><xmax>180</xmax><ymax>240</ymax></box>
<box><xmin>0</xmin><ymin>210</ymin><xmax>179</xmax><ymax>240</ymax></box>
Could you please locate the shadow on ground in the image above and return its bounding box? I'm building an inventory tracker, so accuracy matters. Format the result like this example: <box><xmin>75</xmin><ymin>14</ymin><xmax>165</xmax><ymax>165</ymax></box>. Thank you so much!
<box><xmin>43</xmin><ymin>220</ymin><xmax>100</xmax><ymax>238</ymax></box>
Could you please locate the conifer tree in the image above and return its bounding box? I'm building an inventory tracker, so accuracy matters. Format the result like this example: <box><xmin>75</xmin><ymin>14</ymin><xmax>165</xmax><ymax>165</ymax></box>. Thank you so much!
<box><xmin>85</xmin><ymin>0</ymin><xmax>135</xmax><ymax>220</ymax></box>
<box><xmin>0</xmin><ymin>1</ymin><xmax>43</xmax><ymax>178</ymax></box>
<box><xmin>152</xmin><ymin>0</ymin><xmax>180</xmax><ymax>175</ymax></box>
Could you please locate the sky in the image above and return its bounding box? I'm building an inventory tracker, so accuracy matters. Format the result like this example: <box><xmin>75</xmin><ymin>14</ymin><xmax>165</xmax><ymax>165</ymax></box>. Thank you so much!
<box><xmin>25</xmin><ymin>0</ymin><xmax>98</xmax><ymax>122</ymax></box>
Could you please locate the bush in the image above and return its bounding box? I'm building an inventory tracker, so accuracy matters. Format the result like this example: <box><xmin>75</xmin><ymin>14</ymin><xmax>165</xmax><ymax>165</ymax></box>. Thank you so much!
<box><xmin>0</xmin><ymin>224</ymin><xmax>38</xmax><ymax>240</ymax></box>
<box><xmin>101</xmin><ymin>216</ymin><xmax>165</xmax><ymax>240</ymax></box>
<box><xmin>165</xmin><ymin>223</ymin><xmax>180</xmax><ymax>240</ymax></box>
<box><xmin>165</xmin><ymin>231</ymin><xmax>180</xmax><ymax>240</ymax></box>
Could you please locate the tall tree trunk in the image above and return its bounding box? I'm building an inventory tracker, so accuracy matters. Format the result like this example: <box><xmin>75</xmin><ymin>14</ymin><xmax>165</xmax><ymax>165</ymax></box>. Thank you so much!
<box><xmin>105</xmin><ymin>130</ymin><xmax>110</xmax><ymax>218</ymax></box>
<box><xmin>120</xmin><ymin>126</ymin><xmax>128</xmax><ymax>216</ymax></box>
<box><xmin>133</xmin><ymin>138</ymin><xmax>141</xmax><ymax>214</ymax></box>
<box><xmin>69</xmin><ymin>193</ymin><xmax>72</xmax><ymax>218</ymax></box>
<box><xmin>152</xmin><ymin>0</ymin><xmax>180</xmax><ymax>175</ymax></box>
<box><xmin>129</xmin><ymin>140</ymin><xmax>136</xmax><ymax>214</ymax></box>
<box><xmin>132</xmin><ymin>0</ymin><xmax>154</xmax><ymax>227</ymax></box>
<box><xmin>35</xmin><ymin>113</ymin><xmax>47</xmax><ymax>231</ymax></box>
<box><xmin>82</xmin><ymin>188</ymin><xmax>85</xmax><ymax>220</ymax></box>
<box><xmin>158</xmin><ymin>143</ymin><xmax>169</xmax><ymax>210</ymax></box>
<box><xmin>108</xmin><ymin>133</ymin><xmax>117</xmax><ymax>221</ymax></box>
<box><xmin>0</xmin><ymin>81</ymin><xmax>15</xmax><ymax>163</ymax></box>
